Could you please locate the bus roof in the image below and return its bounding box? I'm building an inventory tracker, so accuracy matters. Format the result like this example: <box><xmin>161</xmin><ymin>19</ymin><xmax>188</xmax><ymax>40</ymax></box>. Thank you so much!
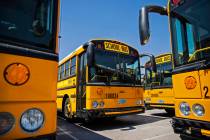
<box><xmin>59</xmin><ymin>45</ymin><xmax>85</xmax><ymax>65</ymax></box>
<box><xmin>59</xmin><ymin>39</ymin><xmax>139</xmax><ymax>66</ymax></box>
<box><xmin>90</xmin><ymin>38</ymin><xmax>131</xmax><ymax>47</ymax></box>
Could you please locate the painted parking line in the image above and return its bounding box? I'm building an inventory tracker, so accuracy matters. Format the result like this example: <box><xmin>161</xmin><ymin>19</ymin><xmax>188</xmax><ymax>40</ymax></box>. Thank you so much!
<box><xmin>138</xmin><ymin>114</ymin><xmax>171</xmax><ymax>119</ymax></box>
<box><xmin>57</xmin><ymin>126</ymin><xmax>79</xmax><ymax>140</ymax></box>
<box><xmin>142</xmin><ymin>133</ymin><xmax>174</xmax><ymax>140</ymax></box>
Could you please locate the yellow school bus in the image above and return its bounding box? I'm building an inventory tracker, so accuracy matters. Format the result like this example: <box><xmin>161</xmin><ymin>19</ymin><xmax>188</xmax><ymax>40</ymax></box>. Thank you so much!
<box><xmin>144</xmin><ymin>53</ymin><xmax>174</xmax><ymax>115</ymax></box>
<box><xmin>139</xmin><ymin>0</ymin><xmax>210</xmax><ymax>138</ymax></box>
<box><xmin>0</xmin><ymin>0</ymin><xmax>60</xmax><ymax>139</ymax></box>
<box><xmin>57</xmin><ymin>39</ymin><xmax>145</xmax><ymax>122</ymax></box>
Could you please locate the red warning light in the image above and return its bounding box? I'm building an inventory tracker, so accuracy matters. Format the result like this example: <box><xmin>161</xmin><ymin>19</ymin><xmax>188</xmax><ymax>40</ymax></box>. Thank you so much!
<box><xmin>172</xmin><ymin>0</ymin><xmax>181</xmax><ymax>5</ymax></box>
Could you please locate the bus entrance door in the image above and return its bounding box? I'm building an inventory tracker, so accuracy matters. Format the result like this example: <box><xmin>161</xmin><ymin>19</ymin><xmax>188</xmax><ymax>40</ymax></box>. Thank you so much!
<box><xmin>77</xmin><ymin>53</ymin><xmax>87</xmax><ymax>115</ymax></box>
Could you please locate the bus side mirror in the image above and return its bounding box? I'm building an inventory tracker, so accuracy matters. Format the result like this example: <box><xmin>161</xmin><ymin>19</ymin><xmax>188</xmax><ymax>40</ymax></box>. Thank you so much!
<box><xmin>87</xmin><ymin>44</ymin><xmax>94</xmax><ymax>67</ymax></box>
<box><xmin>139</xmin><ymin>7</ymin><xmax>150</xmax><ymax>45</ymax></box>
<box><xmin>139</xmin><ymin>6</ymin><xmax>167</xmax><ymax>45</ymax></box>
<box><xmin>139</xmin><ymin>53</ymin><xmax>157</xmax><ymax>73</ymax></box>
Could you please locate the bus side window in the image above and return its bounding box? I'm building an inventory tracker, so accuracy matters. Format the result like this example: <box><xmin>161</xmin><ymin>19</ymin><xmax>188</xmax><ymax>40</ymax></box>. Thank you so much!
<box><xmin>60</xmin><ymin>64</ymin><xmax>65</xmax><ymax>80</ymax></box>
<box><xmin>70</xmin><ymin>56</ymin><xmax>76</xmax><ymax>76</ymax></box>
<box><xmin>65</xmin><ymin>60</ymin><xmax>70</xmax><ymax>78</ymax></box>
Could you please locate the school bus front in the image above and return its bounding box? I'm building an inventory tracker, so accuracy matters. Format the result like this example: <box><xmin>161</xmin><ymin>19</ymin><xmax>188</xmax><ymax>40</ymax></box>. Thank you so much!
<box><xmin>57</xmin><ymin>39</ymin><xmax>144</xmax><ymax>121</ymax></box>
<box><xmin>144</xmin><ymin>54</ymin><xmax>174</xmax><ymax>114</ymax></box>
<box><xmin>168</xmin><ymin>0</ymin><xmax>210</xmax><ymax>138</ymax></box>
<box><xmin>139</xmin><ymin>0</ymin><xmax>210</xmax><ymax>138</ymax></box>
<box><xmin>0</xmin><ymin>0</ymin><xmax>59</xmax><ymax>139</ymax></box>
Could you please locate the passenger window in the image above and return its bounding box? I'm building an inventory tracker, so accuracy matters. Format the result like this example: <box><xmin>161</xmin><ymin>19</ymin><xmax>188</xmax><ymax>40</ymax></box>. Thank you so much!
<box><xmin>186</xmin><ymin>23</ymin><xmax>196</xmax><ymax>56</ymax></box>
<box><xmin>70</xmin><ymin>57</ymin><xmax>76</xmax><ymax>76</ymax></box>
<box><xmin>60</xmin><ymin>64</ymin><xmax>65</xmax><ymax>79</ymax></box>
<box><xmin>65</xmin><ymin>60</ymin><xmax>70</xmax><ymax>77</ymax></box>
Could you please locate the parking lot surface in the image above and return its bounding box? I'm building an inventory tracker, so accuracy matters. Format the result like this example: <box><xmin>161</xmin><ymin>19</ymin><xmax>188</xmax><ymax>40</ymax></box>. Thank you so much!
<box><xmin>57</xmin><ymin>109</ymin><xmax>196</xmax><ymax>140</ymax></box>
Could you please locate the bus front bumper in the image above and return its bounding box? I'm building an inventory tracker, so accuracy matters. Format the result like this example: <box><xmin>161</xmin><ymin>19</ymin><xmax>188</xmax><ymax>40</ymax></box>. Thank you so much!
<box><xmin>145</xmin><ymin>103</ymin><xmax>174</xmax><ymax>109</ymax></box>
<box><xmin>84</xmin><ymin>106</ymin><xmax>145</xmax><ymax>118</ymax></box>
<box><xmin>172</xmin><ymin>117</ymin><xmax>210</xmax><ymax>139</ymax></box>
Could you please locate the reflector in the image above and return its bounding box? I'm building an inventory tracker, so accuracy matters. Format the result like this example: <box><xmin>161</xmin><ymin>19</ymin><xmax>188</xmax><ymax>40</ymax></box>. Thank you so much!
<box><xmin>172</xmin><ymin>0</ymin><xmax>181</xmax><ymax>5</ymax></box>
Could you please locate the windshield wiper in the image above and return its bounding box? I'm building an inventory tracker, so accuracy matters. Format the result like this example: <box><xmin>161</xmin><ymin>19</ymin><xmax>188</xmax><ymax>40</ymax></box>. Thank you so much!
<box><xmin>95</xmin><ymin>64</ymin><xmax>135</xmax><ymax>85</ymax></box>
<box><xmin>95</xmin><ymin>64</ymin><xmax>116</xmax><ymax>73</ymax></box>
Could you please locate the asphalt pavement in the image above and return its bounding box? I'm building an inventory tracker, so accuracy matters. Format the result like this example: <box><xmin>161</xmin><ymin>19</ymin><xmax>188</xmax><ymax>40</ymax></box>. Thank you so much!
<box><xmin>57</xmin><ymin>109</ymin><xmax>197</xmax><ymax>140</ymax></box>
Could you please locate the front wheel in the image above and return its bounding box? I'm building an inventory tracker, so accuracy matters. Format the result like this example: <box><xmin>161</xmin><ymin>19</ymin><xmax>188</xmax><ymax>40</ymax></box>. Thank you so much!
<box><xmin>63</xmin><ymin>97</ymin><xmax>73</xmax><ymax>120</ymax></box>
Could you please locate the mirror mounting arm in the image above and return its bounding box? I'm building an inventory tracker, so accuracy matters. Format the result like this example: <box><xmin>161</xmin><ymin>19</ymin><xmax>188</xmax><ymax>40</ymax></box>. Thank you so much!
<box><xmin>139</xmin><ymin>53</ymin><xmax>157</xmax><ymax>73</ymax></box>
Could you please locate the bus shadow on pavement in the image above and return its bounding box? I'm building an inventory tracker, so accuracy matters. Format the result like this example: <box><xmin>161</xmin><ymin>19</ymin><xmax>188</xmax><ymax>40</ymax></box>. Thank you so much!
<box><xmin>57</xmin><ymin>117</ymin><xmax>112</xmax><ymax>140</ymax></box>
<box><xmin>78</xmin><ymin>114</ymin><xmax>168</xmax><ymax>131</ymax></box>
<box><xmin>150</xmin><ymin>112</ymin><xmax>175</xmax><ymax>118</ymax></box>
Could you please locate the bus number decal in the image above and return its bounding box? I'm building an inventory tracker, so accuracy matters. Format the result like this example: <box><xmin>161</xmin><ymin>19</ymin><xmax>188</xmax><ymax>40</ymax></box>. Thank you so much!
<box><xmin>204</xmin><ymin>86</ymin><xmax>209</xmax><ymax>98</ymax></box>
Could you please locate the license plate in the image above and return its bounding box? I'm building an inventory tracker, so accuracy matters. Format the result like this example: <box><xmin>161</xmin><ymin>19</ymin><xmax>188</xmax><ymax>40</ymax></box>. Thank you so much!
<box><xmin>118</xmin><ymin>99</ymin><xmax>126</xmax><ymax>104</ymax></box>
<box><xmin>158</xmin><ymin>100</ymin><xmax>164</xmax><ymax>103</ymax></box>
<box><xmin>146</xmin><ymin>98</ymin><xmax>151</xmax><ymax>101</ymax></box>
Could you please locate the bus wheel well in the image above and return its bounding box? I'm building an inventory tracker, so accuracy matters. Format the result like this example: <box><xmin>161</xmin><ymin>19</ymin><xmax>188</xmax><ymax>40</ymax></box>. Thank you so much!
<box><xmin>62</xmin><ymin>94</ymin><xmax>69</xmax><ymax>111</ymax></box>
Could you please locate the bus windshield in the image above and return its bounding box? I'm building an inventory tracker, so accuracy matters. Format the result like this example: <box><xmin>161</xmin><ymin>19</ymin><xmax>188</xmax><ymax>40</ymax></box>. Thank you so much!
<box><xmin>170</xmin><ymin>0</ymin><xmax>210</xmax><ymax>66</ymax></box>
<box><xmin>0</xmin><ymin>0</ymin><xmax>56</xmax><ymax>51</ymax></box>
<box><xmin>145</xmin><ymin>61</ymin><xmax>172</xmax><ymax>88</ymax></box>
<box><xmin>89</xmin><ymin>48</ymin><xmax>141</xmax><ymax>85</ymax></box>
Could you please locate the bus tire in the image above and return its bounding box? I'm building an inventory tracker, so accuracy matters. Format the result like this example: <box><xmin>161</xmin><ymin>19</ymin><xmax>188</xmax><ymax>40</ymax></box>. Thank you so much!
<box><xmin>63</xmin><ymin>97</ymin><xmax>73</xmax><ymax>120</ymax></box>
<box><xmin>106</xmin><ymin>116</ymin><xmax>117</xmax><ymax>120</ymax></box>
<box><xmin>165</xmin><ymin>108</ymin><xmax>175</xmax><ymax>116</ymax></box>
<box><xmin>180</xmin><ymin>134</ymin><xmax>198</xmax><ymax>140</ymax></box>
<box><xmin>83</xmin><ymin>116</ymin><xmax>94</xmax><ymax>124</ymax></box>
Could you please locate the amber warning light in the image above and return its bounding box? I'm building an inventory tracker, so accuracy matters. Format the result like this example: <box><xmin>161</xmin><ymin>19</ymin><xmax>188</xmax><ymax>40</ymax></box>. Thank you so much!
<box><xmin>172</xmin><ymin>0</ymin><xmax>181</xmax><ymax>5</ymax></box>
<box><xmin>4</xmin><ymin>63</ymin><xmax>30</xmax><ymax>86</ymax></box>
<box><xmin>184</xmin><ymin>76</ymin><xmax>197</xmax><ymax>90</ymax></box>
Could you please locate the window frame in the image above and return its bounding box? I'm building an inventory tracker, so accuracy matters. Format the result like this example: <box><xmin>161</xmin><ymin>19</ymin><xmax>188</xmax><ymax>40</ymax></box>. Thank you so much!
<box><xmin>64</xmin><ymin>60</ymin><xmax>70</xmax><ymax>78</ymax></box>
<box><xmin>70</xmin><ymin>56</ymin><xmax>76</xmax><ymax>76</ymax></box>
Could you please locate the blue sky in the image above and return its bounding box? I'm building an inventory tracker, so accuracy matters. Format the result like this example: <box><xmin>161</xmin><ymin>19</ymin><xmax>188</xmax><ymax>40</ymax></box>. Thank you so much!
<box><xmin>59</xmin><ymin>0</ymin><xmax>170</xmax><ymax>60</ymax></box>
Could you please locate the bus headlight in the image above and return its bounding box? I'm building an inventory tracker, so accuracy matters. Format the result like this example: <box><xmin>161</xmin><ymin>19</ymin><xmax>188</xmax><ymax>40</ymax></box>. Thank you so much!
<box><xmin>20</xmin><ymin>109</ymin><xmax>44</xmax><ymax>132</ymax></box>
<box><xmin>99</xmin><ymin>101</ymin><xmax>104</xmax><ymax>107</ymax></box>
<box><xmin>92</xmin><ymin>101</ymin><xmax>98</xmax><ymax>108</ymax></box>
<box><xmin>179</xmin><ymin>102</ymin><xmax>190</xmax><ymax>116</ymax></box>
<box><xmin>136</xmin><ymin>100</ymin><xmax>142</xmax><ymax>105</ymax></box>
<box><xmin>0</xmin><ymin>112</ymin><xmax>15</xmax><ymax>135</ymax></box>
<box><xmin>193</xmin><ymin>104</ymin><xmax>205</xmax><ymax>116</ymax></box>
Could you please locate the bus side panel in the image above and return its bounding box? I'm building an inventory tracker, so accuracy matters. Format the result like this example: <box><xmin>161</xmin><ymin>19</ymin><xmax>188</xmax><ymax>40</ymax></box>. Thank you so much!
<box><xmin>57</xmin><ymin>77</ymin><xmax>77</xmax><ymax>89</ymax></box>
<box><xmin>0</xmin><ymin>53</ymin><xmax>57</xmax><ymax>102</ymax></box>
<box><xmin>199</xmin><ymin>69</ymin><xmax>210</xmax><ymax>98</ymax></box>
<box><xmin>57</xmin><ymin>76</ymin><xmax>77</xmax><ymax>113</ymax></box>
<box><xmin>56</xmin><ymin>88</ymin><xmax>77</xmax><ymax>113</ymax></box>
<box><xmin>173</xmin><ymin>71</ymin><xmax>202</xmax><ymax>99</ymax></box>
